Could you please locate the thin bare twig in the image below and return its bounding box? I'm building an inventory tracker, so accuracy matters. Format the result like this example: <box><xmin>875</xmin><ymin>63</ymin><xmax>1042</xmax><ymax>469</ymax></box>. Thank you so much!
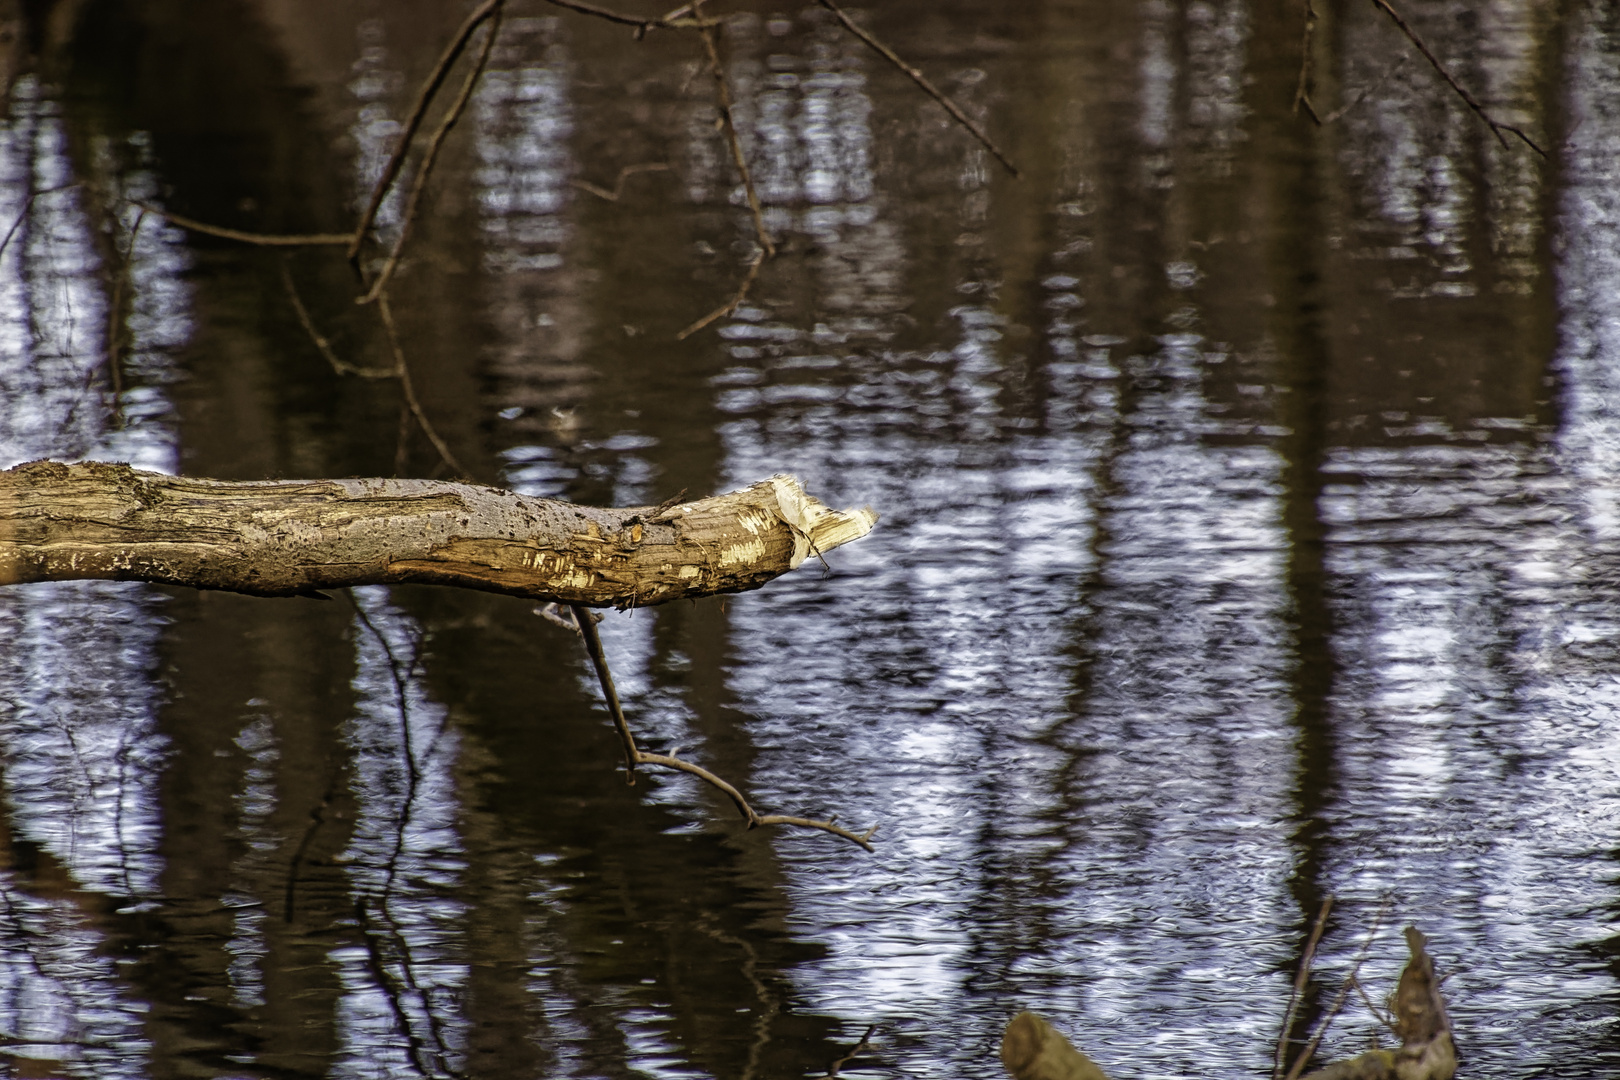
<box><xmin>280</xmin><ymin>261</ymin><xmax>395</xmax><ymax>378</ymax></box>
<box><xmin>1275</xmin><ymin>896</ymin><xmax>1333</xmax><ymax>1080</ymax></box>
<box><xmin>1293</xmin><ymin>0</ymin><xmax>1322</xmax><ymax>124</ymax></box>
<box><xmin>1320</xmin><ymin>54</ymin><xmax>1408</xmax><ymax>126</ymax></box>
<box><xmin>570</xmin><ymin>162</ymin><xmax>671</xmax><ymax>202</ymax></box>
<box><xmin>359</xmin><ymin>4</ymin><xmax>503</xmax><ymax>304</ymax></box>
<box><xmin>696</xmin><ymin>14</ymin><xmax>775</xmax><ymax>256</ymax></box>
<box><xmin>676</xmin><ymin>247</ymin><xmax>764</xmax><ymax>339</ymax></box>
<box><xmin>376</xmin><ymin>290</ymin><xmax>469</xmax><ymax>478</ymax></box>
<box><xmin>348</xmin><ymin>0</ymin><xmax>503</xmax><ymax>263</ymax></box>
<box><xmin>126</xmin><ymin>200</ymin><xmax>350</xmax><ymax>246</ymax></box>
<box><xmin>570</xmin><ymin>602</ymin><xmax>641</xmax><ymax>785</ymax></box>
<box><xmin>816</xmin><ymin>0</ymin><xmax>1020</xmax><ymax>177</ymax></box>
<box><xmin>825</xmin><ymin>1024</ymin><xmax>877</xmax><ymax>1078</ymax></box>
<box><xmin>1369</xmin><ymin>0</ymin><xmax>1546</xmax><ymax>156</ymax></box>
<box><xmin>566</xmin><ymin>603</ymin><xmax>877</xmax><ymax>850</ymax></box>
<box><xmin>0</xmin><ymin>183</ymin><xmax>78</xmax><ymax>264</ymax></box>
<box><xmin>1353</xmin><ymin>970</ymin><xmax>1396</xmax><ymax>1030</ymax></box>
<box><xmin>1285</xmin><ymin>897</ymin><xmax>1393</xmax><ymax>1080</ymax></box>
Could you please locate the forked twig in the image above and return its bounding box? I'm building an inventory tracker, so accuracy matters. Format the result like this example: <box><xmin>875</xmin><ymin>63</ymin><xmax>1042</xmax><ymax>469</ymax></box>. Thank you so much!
<box><xmin>570</xmin><ymin>162</ymin><xmax>671</xmax><ymax>202</ymax></box>
<box><xmin>567</xmin><ymin>604</ymin><xmax>876</xmax><ymax>850</ymax></box>
<box><xmin>816</xmin><ymin>0</ymin><xmax>1020</xmax><ymax>177</ymax></box>
<box><xmin>348</xmin><ymin>0</ymin><xmax>504</xmax><ymax>262</ymax></box>
<box><xmin>677</xmin><ymin>247</ymin><xmax>764</xmax><ymax>339</ymax></box>
<box><xmin>1284</xmin><ymin>897</ymin><xmax>1393</xmax><ymax>1080</ymax></box>
<box><xmin>1275</xmin><ymin>896</ymin><xmax>1333</xmax><ymax>1080</ymax></box>
<box><xmin>359</xmin><ymin>3</ymin><xmax>503</xmax><ymax>304</ymax></box>
<box><xmin>1369</xmin><ymin>0</ymin><xmax>1546</xmax><ymax>156</ymax></box>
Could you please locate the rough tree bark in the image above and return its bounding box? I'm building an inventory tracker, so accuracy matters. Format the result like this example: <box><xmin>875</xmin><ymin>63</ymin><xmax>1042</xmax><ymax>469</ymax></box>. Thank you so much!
<box><xmin>0</xmin><ymin>459</ymin><xmax>877</xmax><ymax>605</ymax></box>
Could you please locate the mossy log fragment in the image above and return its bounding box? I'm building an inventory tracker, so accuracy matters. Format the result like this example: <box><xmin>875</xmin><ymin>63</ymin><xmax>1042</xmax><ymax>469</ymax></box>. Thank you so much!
<box><xmin>1302</xmin><ymin>927</ymin><xmax>1456</xmax><ymax>1080</ymax></box>
<box><xmin>0</xmin><ymin>460</ymin><xmax>877</xmax><ymax>606</ymax></box>
<box><xmin>1000</xmin><ymin>1012</ymin><xmax>1110</xmax><ymax>1080</ymax></box>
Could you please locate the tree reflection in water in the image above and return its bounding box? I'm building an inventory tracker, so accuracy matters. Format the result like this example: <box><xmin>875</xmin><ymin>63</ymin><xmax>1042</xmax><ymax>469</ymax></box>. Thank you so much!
<box><xmin>0</xmin><ymin>2</ymin><xmax>1617</xmax><ymax>1078</ymax></box>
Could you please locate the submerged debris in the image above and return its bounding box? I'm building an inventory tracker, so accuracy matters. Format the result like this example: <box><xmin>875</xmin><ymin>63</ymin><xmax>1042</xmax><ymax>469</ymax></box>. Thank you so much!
<box><xmin>999</xmin><ymin>925</ymin><xmax>1456</xmax><ymax>1080</ymax></box>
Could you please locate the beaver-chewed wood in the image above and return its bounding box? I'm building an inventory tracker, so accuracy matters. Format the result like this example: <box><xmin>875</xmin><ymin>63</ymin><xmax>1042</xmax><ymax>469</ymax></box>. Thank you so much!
<box><xmin>0</xmin><ymin>460</ymin><xmax>877</xmax><ymax>606</ymax></box>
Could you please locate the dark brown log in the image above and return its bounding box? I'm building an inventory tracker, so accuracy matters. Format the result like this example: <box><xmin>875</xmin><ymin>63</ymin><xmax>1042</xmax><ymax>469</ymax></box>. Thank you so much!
<box><xmin>0</xmin><ymin>460</ymin><xmax>877</xmax><ymax>606</ymax></box>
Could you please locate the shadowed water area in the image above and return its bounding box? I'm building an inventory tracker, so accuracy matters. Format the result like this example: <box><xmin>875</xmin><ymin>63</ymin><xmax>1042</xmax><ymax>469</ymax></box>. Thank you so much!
<box><xmin>0</xmin><ymin>1</ymin><xmax>1617</xmax><ymax>1076</ymax></box>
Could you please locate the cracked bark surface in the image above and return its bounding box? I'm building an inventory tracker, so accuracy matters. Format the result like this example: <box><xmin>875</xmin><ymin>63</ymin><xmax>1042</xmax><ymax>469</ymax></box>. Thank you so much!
<box><xmin>0</xmin><ymin>459</ymin><xmax>877</xmax><ymax>605</ymax></box>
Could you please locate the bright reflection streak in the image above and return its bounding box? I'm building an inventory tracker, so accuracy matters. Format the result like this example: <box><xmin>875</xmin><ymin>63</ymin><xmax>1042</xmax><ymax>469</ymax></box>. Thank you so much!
<box><xmin>333</xmin><ymin>589</ymin><xmax>469</xmax><ymax>1080</ymax></box>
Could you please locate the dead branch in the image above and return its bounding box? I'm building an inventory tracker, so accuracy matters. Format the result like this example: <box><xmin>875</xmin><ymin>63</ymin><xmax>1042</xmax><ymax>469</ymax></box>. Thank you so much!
<box><xmin>1369</xmin><ymin>0</ymin><xmax>1545</xmax><ymax>156</ymax></box>
<box><xmin>0</xmin><ymin>460</ymin><xmax>878</xmax><ymax>606</ymax></box>
<box><xmin>568</xmin><ymin>603</ymin><xmax>877</xmax><ymax>850</ymax></box>
<box><xmin>816</xmin><ymin>0</ymin><xmax>1020</xmax><ymax>178</ymax></box>
<box><xmin>348</xmin><ymin>0</ymin><xmax>504</xmax><ymax>262</ymax></box>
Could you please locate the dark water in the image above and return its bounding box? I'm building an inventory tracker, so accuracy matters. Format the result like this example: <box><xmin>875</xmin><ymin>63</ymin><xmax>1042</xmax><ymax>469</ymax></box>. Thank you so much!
<box><xmin>1</xmin><ymin>1</ymin><xmax>1617</xmax><ymax>1077</ymax></box>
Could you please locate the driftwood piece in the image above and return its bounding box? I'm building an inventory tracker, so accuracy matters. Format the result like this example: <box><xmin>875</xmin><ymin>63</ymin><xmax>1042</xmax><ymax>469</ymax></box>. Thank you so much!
<box><xmin>0</xmin><ymin>460</ymin><xmax>877</xmax><ymax>606</ymax></box>
<box><xmin>1000</xmin><ymin>1012</ymin><xmax>1110</xmax><ymax>1080</ymax></box>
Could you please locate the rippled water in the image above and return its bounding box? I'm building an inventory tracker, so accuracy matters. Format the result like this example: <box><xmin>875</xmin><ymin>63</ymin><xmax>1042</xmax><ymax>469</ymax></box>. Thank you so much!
<box><xmin>0</xmin><ymin>2</ymin><xmax>1617</xmax><ymax>1077</ymax></box>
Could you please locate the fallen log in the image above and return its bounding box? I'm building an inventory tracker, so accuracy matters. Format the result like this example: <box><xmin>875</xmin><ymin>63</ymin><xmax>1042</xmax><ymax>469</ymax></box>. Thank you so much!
<box><xmin>0</xmin><ymin>459</ymin><xmax>877</xmax><ymax>606</ymax></box>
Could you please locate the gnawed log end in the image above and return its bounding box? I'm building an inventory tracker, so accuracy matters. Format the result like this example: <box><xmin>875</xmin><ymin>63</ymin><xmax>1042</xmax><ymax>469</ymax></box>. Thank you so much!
<box><xmin>0</xmin><ymin>460</ymin><xmax>878</xmax><ymax>607</ymax></box>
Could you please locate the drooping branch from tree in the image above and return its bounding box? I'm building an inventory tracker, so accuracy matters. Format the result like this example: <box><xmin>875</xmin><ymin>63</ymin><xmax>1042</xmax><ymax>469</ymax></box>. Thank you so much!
<box><xmin>567</xmin><ymin>603</ymin><xmax>878</xmax><ymax>851</ymax></box>
<box><xmin>0</xmin><ymin>460</ymin><xmax>877</xmax><ymax>607</ymax></box>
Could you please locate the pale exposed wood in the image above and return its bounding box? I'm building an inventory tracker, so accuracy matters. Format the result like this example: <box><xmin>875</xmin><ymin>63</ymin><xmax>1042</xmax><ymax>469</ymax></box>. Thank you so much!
<box><xmin>0</xmin><ymin>460</ymin><xmax>877</xmax><ymax>606</ymax></box>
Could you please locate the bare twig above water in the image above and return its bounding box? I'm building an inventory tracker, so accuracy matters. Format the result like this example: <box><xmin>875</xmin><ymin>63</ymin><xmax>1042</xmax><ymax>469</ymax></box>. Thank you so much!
<box><xmin>570</xmin><ymin>162</ymin><xmax>671</xmax><ymax>202</ymax></box>
<box><xmin>567</xmin><ymin>603</ymin><xmax>877</xmax><ymax>850</ymax></box>
<box><xmin>377</xmin><ymin>290</ymin><xmax>469</xmax><ymax>478</ymax></box>
<box><xmin>696</xmin><ymin>11</ymin><xmax>775</xmax><ymax>257</ymax></box>
<box><xmin>1275</xmin><ymin>895</ymin><xmax>1333</xmax><ymax>1080</ymax></box>
<box><xmin>676</xmin><ymin>247</ymin><xmax>764</xmax><ymax>339</ymax></box>
<box><xmin>359</xmin><ymin>4</ymin><xmax>503</xmax><ymax>304</ymax></box>
<box><xmin>128</xmin><ymin>200</ymin><xmax>350</xmax><ymax>246</ymax></box>
<box><xmin>280</xmin><ymin>261</ymin><xmax>395</xmax><ymax>378</ymax></box>
<box><xmin>1369</xmin><ymin>0</ymin><xmax>1546</xmax><ymax>156</ymax></box>
<box><xmin>1284</xmin><ymin>896</ymin><xmax>1391</xmax><ymax>1080</ymax></box>
<box><xmin>815</xmin><ymin>0</ymin><xmax>1020</xmax><ymax>177</ymax></box>
<box><xmin>348</xmin><ymin>0</ymin><xmax>504</xmax><ymax>263</ymax></box>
